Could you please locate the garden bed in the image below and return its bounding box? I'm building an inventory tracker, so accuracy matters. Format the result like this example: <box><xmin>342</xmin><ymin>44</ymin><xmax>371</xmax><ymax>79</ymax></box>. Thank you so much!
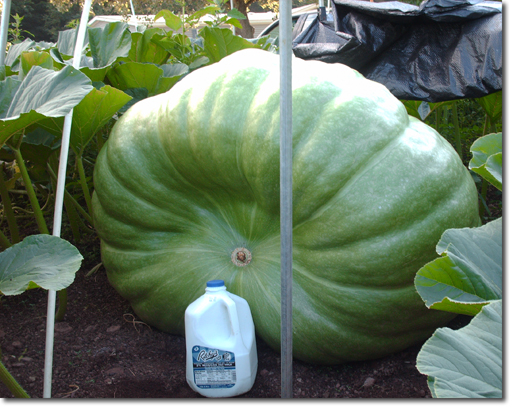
<box><xmin>0</xmin><ymin>229</ymin><xmax>472</xmax><ymax>399</ymax></box>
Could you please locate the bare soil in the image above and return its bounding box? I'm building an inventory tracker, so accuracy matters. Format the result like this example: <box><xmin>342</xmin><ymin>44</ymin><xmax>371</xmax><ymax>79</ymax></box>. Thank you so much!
<box><xmin>1</xmin><ymin>230</ymin><xmax>472</xmax><ymax>399</ymax></box>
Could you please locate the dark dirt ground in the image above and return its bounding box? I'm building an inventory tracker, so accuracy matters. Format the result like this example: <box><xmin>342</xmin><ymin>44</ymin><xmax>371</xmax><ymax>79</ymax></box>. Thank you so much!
<box><xmin>0</xmin><ymin>228</ymin><xmax>475</xmax><ymax>400</ymax></box>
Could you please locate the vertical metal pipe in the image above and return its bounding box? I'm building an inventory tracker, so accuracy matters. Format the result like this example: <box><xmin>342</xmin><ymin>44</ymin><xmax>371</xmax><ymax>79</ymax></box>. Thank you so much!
<box><xmin>43</xmin><ymin>0</ymin><xmax>93</xmax><ymax>398</ymax></box>
<box><xmin>129</xmin><ymin>0</ymin><xmax>138</xmax><ymax>31</ymax></box>
<box><xmin>0</xmin><ymin>0</ymin><xmax>12</xmax><ymax>66</ymax></box>
<box><xmin>279</xmin><ymin>0</ymin><xmax>293</xmax><ymax>399</ymax></box>
<box><xmin>230</xmin><ymin>0</ymin><xmax>236</xmax><ymax>34</ymax></box>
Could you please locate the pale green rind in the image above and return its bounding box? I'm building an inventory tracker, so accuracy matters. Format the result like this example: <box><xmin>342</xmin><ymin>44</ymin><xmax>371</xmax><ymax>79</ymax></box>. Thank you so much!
<box><xmin>0</xmin><ymin>234</ymin><xmax>83</xmax><ymax>296</ymax></box>
<box><xmin>92</xmin><ymin>49</ymin><xmax>480</xmax><ymax>364</ymax></box>
<box><xmin>416</xmin><ymin>300</ymin><xmax>502</xmax><ymax>398</ymax></box>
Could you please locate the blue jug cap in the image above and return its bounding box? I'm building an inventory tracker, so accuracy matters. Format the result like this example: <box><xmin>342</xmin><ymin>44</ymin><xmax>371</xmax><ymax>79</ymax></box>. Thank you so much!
<box><xmin>207</xmin><ymin>279</ymin><xmax>225</xmax><ymax>288</ymax></box>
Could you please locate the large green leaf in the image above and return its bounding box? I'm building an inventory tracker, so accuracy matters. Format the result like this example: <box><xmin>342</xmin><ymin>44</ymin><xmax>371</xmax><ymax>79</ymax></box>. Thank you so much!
<box><xmin>401</xmin><ymin>100</ymin><xmax>450</xmax><ymax>121</ymax></box>
<box><xmin>19</xmin><ymin>51</ymin><xmax>54</xmax><ymax>81</ymax></box>
<box><xmin>200</xmin><ymin>27</ymin><xmax>259</xmax><ymax>63</ymax></box>
<box><xmin>155</xmin><ymin>10</ymin><xmax>183</xmax><ymax>31</ymax></box>
<box><xmin>0</xmin><ymin>234</ymin><xmax>83</xmax><ymax>296</ymax></box>
<box><xmin>128</xmin><ymin>28</ymin><xmax>169</xmax><ymax>64</ymax></box>
<box><xmin>476</xmin><ymin>91</ymin><xmax>502</xmax><ymax>125</ymax></box>
<box><xmin>19</xmin><ymin>127</ymin><xmax>60</xmax><ymax>169</ymax></box>
<box><xmin>414</xmin><ymin>218</ymin><xmax>502</xmax><ymax>316</ymax></box>
<box><xmin>4</xmin><ymin>39</ymin><xmax>55</xmax><ymax>72</ymax></box>
<box><xmin>53</xmin><ymin>23</ymin><xmax>132</xmax><ymax>82</ymax></box>
<box><xmin>106</xmin><ymin>62</ymin><xmax>187</xmax><ymax>97</ymax></box>
<box><xmin>88</xmin><ymin>22</ymin><xmax>132</xmax><ymax>69</ymax></box>
<box><xmin>88</xmin><ymin>22</ymin><xmax>132</xmax><ymax>68</ymax></box>
<box><xmin>57</xmin><ymin>28</ymin><xmax>89</xmax><ymax>57</ymax></box>
<box><xmin>0</xmin><ymin>66</ymin><xmax>93</xmax><ymax>147</ymax></box>
<box><xmin>39</xmin><ymin>85</ymin><xmax>132</xmax><ymax>154</ymax></box>
<box><xmin>4</xmin><ymin>39</ymin><xmax>36</xmax><ymax>68</ymax></box>
<box><xmin>469</xmin><ymin>132</ymin><xmax>502</xmax><ymax>191</ymax></box>
<box><xmin>0</xmin><ymin>77</ymin><xmax>21</xmax><ymax>118</ymax></box>
<box><xmin>416</xmin><ymin>300</ymin><xmax>502</xmax><ymax>398</ymax></box>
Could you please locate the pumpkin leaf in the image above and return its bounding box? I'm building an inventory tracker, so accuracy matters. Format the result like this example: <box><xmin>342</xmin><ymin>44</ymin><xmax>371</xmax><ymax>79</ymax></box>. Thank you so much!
<box><xmin>155</xmin><ymin>10</ymin><xmax>183</xmax><ymax>32</ymax></box>
<box><xmin>4</xmin><ymin>39</ymin><xmax>36</xmax><ymax>70</ymax></box>
<box><xmin>19</xmin><ymin>51</ymin><xmax>54</xmax><ymax>81</ymax></box>
<box><xmin>416</xmin><ymin>300</ymin><xmax>502</xmax><ymax>398</ymax></box>
<box><xmin>106</xmin><ymin>62</ymin><xmax>187</xmax><ymax>97</ymax></box>
<box><xmin>128</xmin><ymin>28</ymin><xmax>169</xmax><ymax>64</ymax></box>
<box><xmin>88</xmin><ymin>22</ymin><xmax>132</xmax><ymax>69</ymax></box>
<box><xmin>0</xmin><ymin>234</ymin><xmax>83</xmax><ymax>296</ymax></box>
<box><xmin>469</xmin><ymin>132</ymin><xmax>502</xmax><ymax>191</ymax></box>
<box><xmin>414</xmin><ymin>218</ymin><xmax>502</xmax><ymax>316</ymax></box>
<box><xmin>475</xmin><ymin>91</ymin><xmax>502</xmax><ymax>125</ymax></box>
<box><xmin>0</xmin><ymin>65</ymin><xmax>93</xmax><ymax>147</ymax></box>
<box><xmin>57</xmin><ymin>28</ymin><xmax>89</xmax><ymax>57</ymax></box>
<box><xmin>200</xmin><ymin>27</ymin><xmax>259</xmax><ymax>63</ymax></box>
<box><xmin>38</xmin><ymin>85</ymin><xmax>132</xmax><ymax>154</ymax></box>
<box><xmin>227</xmin><ymin>9</ymin><xmax>247</xmax><ymax>20</ymax></box>
<box><xmin>19</xmin><ymin>127</ymin><xmax>60</xmax><ymax>168</ymax></box>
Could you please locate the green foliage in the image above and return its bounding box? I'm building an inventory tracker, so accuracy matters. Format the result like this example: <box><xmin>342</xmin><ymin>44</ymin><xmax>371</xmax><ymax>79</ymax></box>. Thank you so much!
<box><xmin>415</xmin><ymin>218</ymin><xmax>502</xmax><ymax>316</ymax></box>
<box><xmin>0</xmin><ymin>234</ymin><xmax>83</xmax><ymax>295</ymax></box>
<box><xmin>8</xmin><ymin>14</ymin><xmax>35</xmax><ymax>45</ymax></box>
<box><xmin>1</xmin><ymin>3</ymin><xmax>275</xmax><ymax>250</ymax></box>
<box><xmin>0</xmin><ymin>233</ymin><xmax>83</xmax><ymax>397</ymax></box>
<box><xmin>417</xmin><ymin>300</ymin><xmax>502</xmax><ymax>398</ymax></box>
<box><xmin>414</xmin><ymin>132</ymin><xmax>503</xmax><ymax>398</ymax></box>
<box><xmin>469</xmin><ymin>132</ymin><xmax>502</xmax><ymax>191</ymax></box>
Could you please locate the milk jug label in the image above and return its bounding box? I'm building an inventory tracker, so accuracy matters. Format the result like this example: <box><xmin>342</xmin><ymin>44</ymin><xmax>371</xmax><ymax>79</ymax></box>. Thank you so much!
<box><xmin>191</xmin><ymin>345</ymin><xmax>237</xmax><ymax>389</ymax></box>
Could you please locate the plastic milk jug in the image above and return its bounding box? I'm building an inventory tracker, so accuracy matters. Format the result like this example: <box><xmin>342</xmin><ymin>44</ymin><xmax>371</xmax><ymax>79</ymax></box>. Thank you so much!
<box><xmin>185</xmin><ymin>280</ymin><xmax>258</xmax><ymax>398</ymax></box>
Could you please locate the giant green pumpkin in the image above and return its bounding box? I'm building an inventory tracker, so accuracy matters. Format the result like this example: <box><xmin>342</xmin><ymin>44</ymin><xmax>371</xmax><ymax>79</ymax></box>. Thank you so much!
<box><xmin>92</xmin><ymin>49</ymin><xmax>480</xmax><ymax>364</ymax></box>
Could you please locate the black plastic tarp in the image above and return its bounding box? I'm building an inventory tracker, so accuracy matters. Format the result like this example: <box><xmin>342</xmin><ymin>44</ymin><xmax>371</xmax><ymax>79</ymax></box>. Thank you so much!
<box><xmin>292</xmin><ymin>0</ymin><xmax>502</xmax><ymax>102</ymax></box>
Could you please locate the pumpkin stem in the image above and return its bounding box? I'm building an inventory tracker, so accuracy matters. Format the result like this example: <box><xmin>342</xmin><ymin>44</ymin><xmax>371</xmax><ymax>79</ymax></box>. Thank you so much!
<box><xmin>231</xmin><ymin>247</ymin><xmax>252</xmax><ymax>267</ymax></box>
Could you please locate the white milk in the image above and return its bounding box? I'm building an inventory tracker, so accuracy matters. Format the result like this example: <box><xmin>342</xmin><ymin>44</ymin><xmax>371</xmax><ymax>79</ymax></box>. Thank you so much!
<box><xmin>185</xmin><ymin>279</ymin><xmax>258</xmax><ymax>398</ymax></box>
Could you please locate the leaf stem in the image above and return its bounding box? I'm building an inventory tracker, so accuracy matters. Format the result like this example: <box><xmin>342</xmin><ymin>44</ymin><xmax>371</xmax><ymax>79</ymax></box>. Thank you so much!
<box><xmin>0</xmin><ymin>228</ymin><xmax>12</xmax><ymax>249</ymax></box>
<box><xmin>451</xmin><ymin>101</ymin><xmax>462</xmax><ymax>160</ymax></box>
<box><xmin>12</xmin><ymin>148</ymin><xmax>50</xmax><ymax>235</ymax></box>
<box><xmin>55</xmin><ymin>289</ymin><xmax>68</xmax><ymax>322</ymax></box>
<box><xmin>47</xmin><ymin>162</ymin><xmax>94</xmax><ymax>225</ymax></box>
<box><xmin>0</xmin><ymin>164</ymin><xmax>20</xmax><ymax>244</ymax></box>
<box><xmin>76</xmin><ymin>155</ymin><xmax>93</xmax><ymax>216</ymax></box>
<box><xmin>0</xmin><ymin>359</ymin><xmax>30</xmax><ymax>398</ymax></box>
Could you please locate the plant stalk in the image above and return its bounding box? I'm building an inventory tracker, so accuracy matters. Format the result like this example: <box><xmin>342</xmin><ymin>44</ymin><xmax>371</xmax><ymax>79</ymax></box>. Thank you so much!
<box><xmin>12</xmin><ymin>148</ymin><xmax>49</xmax><ymax>235</ymax></box>
<box><xmin>0</xmin><ymin>228</ymin><xmax>12</xmax><ymax>249</ymax></box>
<box><xmin>76</xmin><ymin>154</ymin><xmax>93</xmax><ymax>216</ymax></box>
<box><xmin>55</xmin><ymin>289</ymin><xmax>68</xmax><ymax>322</ymax></box>
<box><xmin>451</xmin><ymin>101</ymin><xmax>462</xmax><ymax>160</ymax></box>
<box><xmin>0</xmin><ymin>165</ymin><xmax>20</xmax><ymax>243</ymax></box>
<box><xmin>47</xmin><ymin>162</ymin><xmax>94</xmax><ymax>225</ymax></box>
<box><xmin>479</xmin><ymin>179</ymin><xmax>489</xmax><ymax>219</ymax></box>
<box><xmin>0</xmin><ymin>360</ymin><xmax>30</xmax><ymax>398</ymax></box>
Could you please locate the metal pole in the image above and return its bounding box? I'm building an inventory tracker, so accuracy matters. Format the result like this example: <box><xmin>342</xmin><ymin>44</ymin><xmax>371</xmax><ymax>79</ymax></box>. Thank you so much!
<box><xmin>129</xmin><ymin>0</ymin><xmax>138</xmax><ymax>31</ymax></box>
<box><xmin>230</xmin><ymin>0</ymin><xmax>235</xmax><ymax>34</ymax></box>
<box><xmin>0</xmin><ymin>0</ymin><xmax>12</xmax><ymax>66</ymax></box>
<box><xmin>279</xmin><ymin>0</ymin><xmax>293</xmax><ymax>399</ymax></box>
<box><xmin>43</xmin><ymin>0</ymin><xmax>93</xmax><ymax>398</ymax></box>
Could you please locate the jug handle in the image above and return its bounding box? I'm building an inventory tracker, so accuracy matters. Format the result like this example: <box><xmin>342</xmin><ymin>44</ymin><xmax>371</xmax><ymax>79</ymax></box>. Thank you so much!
<box><xmin>220</xmin><ymin>296</ymin><xmax>241</xmax><ymax>338</ymax></box>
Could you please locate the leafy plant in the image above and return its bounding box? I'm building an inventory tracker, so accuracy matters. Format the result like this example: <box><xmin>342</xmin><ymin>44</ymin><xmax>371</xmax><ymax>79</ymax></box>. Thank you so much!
<box><xmin>415</xmin><ymin>132</ymin><xmax>503</xmax><ymax>398</ymax></box>
<box><xmin>0</xmin><ymin>234</ymin><xmax>83</xmax><ymax>398</ymax></box>
<box><xmin>0</xmin><ymin>64</ymin><xmax>93</xmax><ymax>245</ymax></box>
<box><xmin>8</xmin><ymin>14</ymin><xmax>34</xmax><ymax>46</ymax></box>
